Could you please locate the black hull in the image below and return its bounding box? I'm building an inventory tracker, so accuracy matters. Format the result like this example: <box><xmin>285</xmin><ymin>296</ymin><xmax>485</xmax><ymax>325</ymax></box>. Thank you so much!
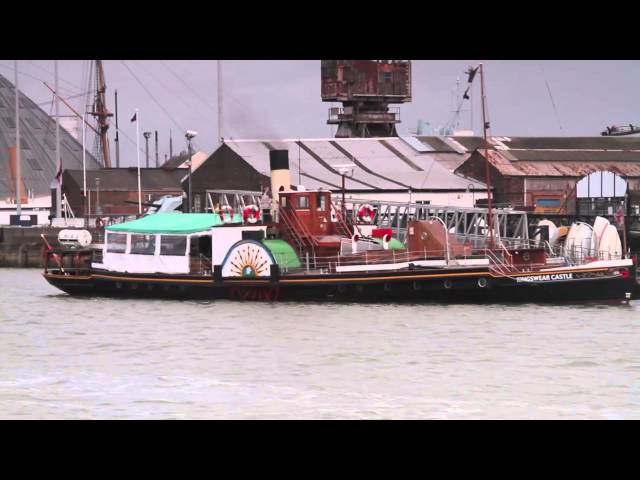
<box><xmin>43</xmin><ymin>266</ymin><xmax>637</xmax><ymax>303</ymax></box>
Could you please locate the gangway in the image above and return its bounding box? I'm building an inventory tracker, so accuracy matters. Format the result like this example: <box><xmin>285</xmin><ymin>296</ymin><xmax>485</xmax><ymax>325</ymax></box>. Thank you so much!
<box><xmin>205</xmin><ymin>190</ymin><xmax>263</xmax><ymax>213</ymax></box>
<box><xmin>337</xmin><ymin>197</ymin><xmax>529</xmax><ymax>246</ymax></box>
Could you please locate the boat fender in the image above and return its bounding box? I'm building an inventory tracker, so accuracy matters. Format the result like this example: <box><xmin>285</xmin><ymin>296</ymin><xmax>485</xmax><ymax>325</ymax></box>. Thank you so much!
<box><xmin>220</xmin><ymin>205</ymin><xmax>234</xmax><ymax>223</ymax></box>
<box><xmin>351</xmin><ymin>234</ymin><xmax>360</xmax><ymax>253</ymax></box>
<box><xmin>243</xmin><ymin>204</ymin><xmax>260</xmax><ymax>224</ymax></box>
<box><xmin>357</xmin><ymin>204</ymin><xmax>376</xmax><ymax>224</ymax></box>
<box><xmin>382</xmin><ymin>233</ymin><xmax>391</xmax><ymax>250</ymax></box>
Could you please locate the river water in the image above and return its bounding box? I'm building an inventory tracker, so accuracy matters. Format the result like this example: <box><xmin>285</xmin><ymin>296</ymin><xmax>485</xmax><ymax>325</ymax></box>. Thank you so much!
<box><xmin>1</xmin><ymin>268</ymin><xmax>639</xmax><ymax>419</ymax></box>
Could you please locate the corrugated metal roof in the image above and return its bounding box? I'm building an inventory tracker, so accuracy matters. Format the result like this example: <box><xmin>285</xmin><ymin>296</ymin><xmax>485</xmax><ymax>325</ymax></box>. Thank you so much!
<box><xmin>508</xmin><ymin>149</ymin><xmax>640</xmax><ymax>162</ymax></box>
<box><xmin>498</xmin><ymin>136</ymin><xmax>640</xmax><ymax>151</ymax></box>
<box><xmin>417</xmin><ymin>135</ymin><xmax>640</xmax><ymax>153</ymax></box>
<box><xmin>224</xmin><ymin>138</ymin><xmax>482</xmax><ymax>191</ymax></box>
<box><xmin>0</xmin><ymin>74</ymin><xmax>101</xmax><ymax>199</ymax></box>
<box><xmin>474</xmin><ymin>150</ymin><xmax>640</xmax><ymax>177</ymax></box>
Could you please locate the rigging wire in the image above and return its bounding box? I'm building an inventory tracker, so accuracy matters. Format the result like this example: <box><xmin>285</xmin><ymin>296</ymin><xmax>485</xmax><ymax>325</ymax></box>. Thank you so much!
<box><xmin>120</xmin><ymin>60</ymin><xmax>202</xmax><ymax>152</ymax></box>
<box><xmin>159</xmin><ymin>60</ymin><xmax>219</xmax><ymax>113</ymax></box>
<box><xmin>134</xmin><ymin>60</ymin><xmax>212</xmax><ymax>119</ymax></box>
<box><xmin>539</xmin><ymin>63</ymin><xmax>563</xmax><ymax>133</ymax></box>
<box><xmin>24</xmin><ymin>60</ymin><xmax>86</xmax><ymax>92</ymax></box>
<box><xmin>0</xmin><ymin>62</ymin><xmax>80</xmax><ymax>96</ymax></box>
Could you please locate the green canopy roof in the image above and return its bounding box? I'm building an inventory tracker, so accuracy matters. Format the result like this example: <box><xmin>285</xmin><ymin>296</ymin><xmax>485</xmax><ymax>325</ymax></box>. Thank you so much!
<box><xmin>106</xmin><ymin>213</ymin><xmax>225</xmax><ymax>234</ymax></box>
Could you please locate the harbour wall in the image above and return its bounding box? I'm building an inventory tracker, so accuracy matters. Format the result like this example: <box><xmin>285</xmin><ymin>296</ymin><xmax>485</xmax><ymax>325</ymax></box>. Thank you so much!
<box><xmin>0</xmin><ymin>226</ymin><xmax>101</xmax><ymax>268</ymax></box>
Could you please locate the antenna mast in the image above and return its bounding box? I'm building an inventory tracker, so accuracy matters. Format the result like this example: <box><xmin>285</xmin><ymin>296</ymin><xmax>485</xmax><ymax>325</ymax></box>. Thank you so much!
<box><xmin>480</xmin><ymin>63</ymin><xmax>494</xmax><ymax>249</ymax></box>
<box><xmin>90</xmin><ymin>60</ymin><xmax>113</xmax><ymax>168</ymax></box>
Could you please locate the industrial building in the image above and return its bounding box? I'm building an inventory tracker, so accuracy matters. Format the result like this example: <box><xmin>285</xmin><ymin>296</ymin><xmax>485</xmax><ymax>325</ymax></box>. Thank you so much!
<box><xmin>62</xmin><ymin>168</ymin><xmax>186</xmax><ymax>218</ymax></box>
<box><xmin>0</xmin><ymin>73</ymin><xmax>101</xmax><ymax>224</ymax></box>
<box><xmin>451</xmin><ymin>136</ymin><xmax>640</xmax><ymax>218</ymax></box>
<box><xmin>183</xmin><ymin>137</ymin><xmax>486</xmax><ymax>213</ymax></box>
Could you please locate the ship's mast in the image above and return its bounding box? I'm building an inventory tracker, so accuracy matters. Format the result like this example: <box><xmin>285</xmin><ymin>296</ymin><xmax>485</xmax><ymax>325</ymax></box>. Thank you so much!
<box><xmin>480</xmin><ymin>63</ymin><xmax>494</xmax><ymax>249</ymax></box>
<box><xmin>90</xmin><ymin>60</ymin><xmax>113</xmax><ymax>168</ymax></box>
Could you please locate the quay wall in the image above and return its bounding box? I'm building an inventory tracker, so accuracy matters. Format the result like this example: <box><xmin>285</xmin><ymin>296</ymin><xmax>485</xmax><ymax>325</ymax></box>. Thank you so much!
<box><xmin>0</xmin><ymin>226</ymin><xmax>101</xmax><ymax>268</ymax></box>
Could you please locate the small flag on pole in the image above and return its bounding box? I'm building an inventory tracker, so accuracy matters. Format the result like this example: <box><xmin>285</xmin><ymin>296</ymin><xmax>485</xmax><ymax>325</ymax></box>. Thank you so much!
<box><xmin>130</xmin><ymin>112</ymin><xmax>137</xmax><ymax>122</ymax></box>
<box><xmin>50</xmin><ymin>165</ymin><xmax>62</xmax><ymax>188</ymax></box>
<box><xmin>615</xmin><ymin>205</ymin><xmax>625</xmax><ymax>226</ymax></box>
<box><xmin>467</xmin><ymin>66</ymin><xmax>479</xmax><ymax>83</ymax></box>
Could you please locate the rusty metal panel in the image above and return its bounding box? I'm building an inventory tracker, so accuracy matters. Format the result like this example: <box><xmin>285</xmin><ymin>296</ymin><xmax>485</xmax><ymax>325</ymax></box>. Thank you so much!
<box><xmin>501</xmin><ymin>136</ymin><xmax>640</xmax><ymax>151</ymax></box>
<box><xmin>321</xmin><ymin>60</ymin><xmax>411</xmax><ymax>102</ymax></box>
<box><xmin>509</xmin><ymin>149</ymin><xmax>640</xmax><ymax>162</ymax></box>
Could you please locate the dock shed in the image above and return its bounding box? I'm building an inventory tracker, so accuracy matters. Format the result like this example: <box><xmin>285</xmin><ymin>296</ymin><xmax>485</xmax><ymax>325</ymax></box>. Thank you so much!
<box><xmin>185</xmin><ymin>137</ymin><xmax>486</xmax><ymax>212</ymax></box>
<box><xmin>451</xmin><ymin>136</ymin><xmax>640</xmax><ymax>216</ymax></box>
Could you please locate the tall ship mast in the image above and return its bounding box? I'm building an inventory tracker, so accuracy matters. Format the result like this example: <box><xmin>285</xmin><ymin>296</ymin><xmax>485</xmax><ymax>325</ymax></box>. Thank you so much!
<box><xmin>88</xmin><ymin>60</ymin><xmax>113</xmax><ymax>168</ymax></box>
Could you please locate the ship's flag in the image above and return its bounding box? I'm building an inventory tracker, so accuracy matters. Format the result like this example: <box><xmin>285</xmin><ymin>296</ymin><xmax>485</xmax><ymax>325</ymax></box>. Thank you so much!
<box><xmin>615</xmin><ymin>205</ymin><xmax>625</xmax><ymax>226</ymax></box>
<box><xmin>467</xmin><ymin>66</ymin><xmax>479</xmax><ymax>83</ymax></box>
<box><xmin>130</xmin><ymin>112</ymin><xmax>137</xmax><ymax>122</ymax></box>
<box><xmin>49</xmin><ymin>165</ymin><xmax>62</xmax><ymax>188</ymax></box>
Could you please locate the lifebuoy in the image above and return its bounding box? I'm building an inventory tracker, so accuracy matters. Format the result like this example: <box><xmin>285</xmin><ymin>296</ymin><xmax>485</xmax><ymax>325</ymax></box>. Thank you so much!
<box><xmin>219</xmin><ymin>205</ymin><xmax>234</xmax><ymax>223</ymax></box>
<box><xmin>357</xmin><ymin>204</ymin><xmax>375</xmax><ymax>224</ymax></box>
<box><xmin>243</xmin><ymin>204</ymin><xmax>260</xmax><ymax>224</ymax></box>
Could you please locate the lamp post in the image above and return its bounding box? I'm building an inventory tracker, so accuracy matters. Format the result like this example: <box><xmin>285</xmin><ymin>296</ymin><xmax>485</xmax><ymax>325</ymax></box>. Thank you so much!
<box><xmin>185</xmin><ymin>130</ymin><xmax>197</xmax><ymax>213</ymax></box>
<box><xmin>332</xmin><ymin>163</ymin><xmax>356</xmax><ymax>222</ymax></box>
<box><xmin>95</xmin><ymin>177</ymin><xmax>102</xmax><ymax>216</ymax></box>
<box><xmin>468</xmin><ymin>183</ymin><xmax>475</xmax><ymax>207</ymax></box>
<box><xmin>143</xmin><ymin>131</ymin><xmax>152</xmax><ymax>168</ymax></box>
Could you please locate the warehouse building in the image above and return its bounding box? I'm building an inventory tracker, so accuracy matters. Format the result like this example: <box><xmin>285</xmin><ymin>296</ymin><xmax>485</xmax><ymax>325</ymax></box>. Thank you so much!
<box><xmin>183</xmin><ymin>137</ymin><xmax>486</xmax><ymax>213</ymax></box>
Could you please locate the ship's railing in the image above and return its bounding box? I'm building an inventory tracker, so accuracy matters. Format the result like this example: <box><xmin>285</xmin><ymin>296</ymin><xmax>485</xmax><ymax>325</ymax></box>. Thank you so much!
<box><xmin>549</xmin><ymin>244</ymin><xmax>623</xmax><ymax>265</ymax></box>
<box><xmin>338</xmin><ymin>197</ymin><xmax>530</xmax><ymax>245</ymax></box>
<box><xmin>269</xmin><ymin>247</ymin><xmax>514</xmax><ymax>275</ymax></box>
<box><xmin>269</xmin><ymin>240</ymin><xmax>625</xmax><ymax>276</ymax></box>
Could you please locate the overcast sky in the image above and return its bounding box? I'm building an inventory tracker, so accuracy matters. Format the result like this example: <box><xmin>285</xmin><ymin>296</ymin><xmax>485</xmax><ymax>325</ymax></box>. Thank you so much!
<box><xmin>1</xmin><ymin>60</ymin><xmax>639</xmax><ymax>168</ymax></box>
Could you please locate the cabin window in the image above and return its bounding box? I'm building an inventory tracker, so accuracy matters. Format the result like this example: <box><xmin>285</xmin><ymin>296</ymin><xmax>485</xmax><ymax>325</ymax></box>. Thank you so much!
<box><xmin>106</xmin><ymin>232</ymin><xmax>127</xmax><ymax>253</ymax></box>
<box><xmin>160</xmin><ymin>235</ymin><xmax>187</xmax><ymax>256</ymax></box>
<box><xmin>297</xmin><ymin>195</ymin><xmax>310</xmax><ymax>209</ymax></box>
<box><xmin>536</xmin><ymin>199</ymin><xmax>561</xmax><ymax>207</ymax></box>
<box><xmin>317</xmin><ymin>194</ymin><xmax>326</xmax><ymax>211</ymax></box>
<box><xmin>280</xmin><ymin>196</ymin><xmax>287</xmax><ymax>208</ymax></box>
<box><xmin>130</xmin><ymin>234</ymin><xmax>156</xmax><ymax>255</ymax></box>
<box><xmin>190</xmin><ymin>235</ymin><xmax>212</xmax><ymax>258</ymax></box>
<box><xmin>379</xmin><ymin>71</ymin><xmax>393</xmax><ymax>83</ymax></box>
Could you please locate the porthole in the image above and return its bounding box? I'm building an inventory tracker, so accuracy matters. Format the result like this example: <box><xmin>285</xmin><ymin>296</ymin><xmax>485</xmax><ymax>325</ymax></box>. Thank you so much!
<box><xmin>444</xmin><ymin>279</ymin><xmax>453</xmax><ymax>289</ymax></box>
<box><xmin>478</xmin><ymin>278</ymin><xmax>488</xmax><ymax>288</ymax></box>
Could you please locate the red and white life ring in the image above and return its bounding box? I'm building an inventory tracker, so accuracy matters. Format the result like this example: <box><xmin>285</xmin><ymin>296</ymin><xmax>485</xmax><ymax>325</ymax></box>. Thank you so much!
<box><xmin>357</xmin><ymin>204</ymin><xmax>375</xmax><ymax>224</ymax></box>
<box><xmin>243</xmin><ymin>204</ymin><xmax>260</xmax><ymax>224</ymax></box>
<box><xmin>219</xmin><ymin>205</ymin><xmax>234</xmax><ymax>223</ymax></box>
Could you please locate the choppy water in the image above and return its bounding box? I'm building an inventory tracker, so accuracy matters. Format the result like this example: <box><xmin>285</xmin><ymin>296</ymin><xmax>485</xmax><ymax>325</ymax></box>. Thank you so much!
<box><xmin>1</xmin><ymin>268</ymin><xmax>639</xmax><ymax>419</ymax></box>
